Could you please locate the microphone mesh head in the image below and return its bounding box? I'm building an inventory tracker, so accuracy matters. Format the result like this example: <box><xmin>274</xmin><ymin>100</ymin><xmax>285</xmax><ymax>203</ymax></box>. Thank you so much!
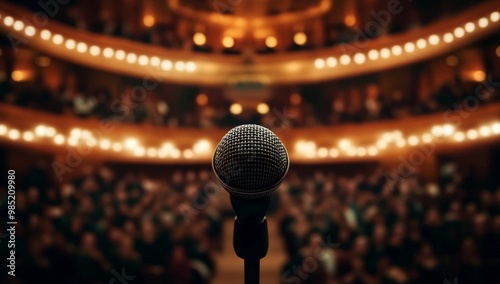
<box><xmin>212</xmin><ymin>124</ymin><xmax>289</xmax><ymax>199</ymax></box>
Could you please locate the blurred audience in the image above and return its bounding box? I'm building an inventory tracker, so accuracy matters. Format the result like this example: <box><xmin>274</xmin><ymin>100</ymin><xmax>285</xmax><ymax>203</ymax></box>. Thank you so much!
<box><xmin>277</xmin><ymin>161</ymin><xmax>500</xmax><ymax>283</ymax></box>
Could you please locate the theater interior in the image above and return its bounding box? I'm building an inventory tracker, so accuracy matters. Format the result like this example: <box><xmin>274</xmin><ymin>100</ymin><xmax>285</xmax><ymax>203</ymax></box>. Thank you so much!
<box><xmin>1</xmin><ymin>0</ymin><xmax>500</xmax><ymax>283</ymax></box>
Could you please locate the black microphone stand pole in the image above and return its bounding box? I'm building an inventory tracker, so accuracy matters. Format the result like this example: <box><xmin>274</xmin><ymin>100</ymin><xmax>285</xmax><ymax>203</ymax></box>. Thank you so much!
<box><xmin>231</xmin><ymin>196</ymin><xmax>270</xmax><ymax>284</ymax></box>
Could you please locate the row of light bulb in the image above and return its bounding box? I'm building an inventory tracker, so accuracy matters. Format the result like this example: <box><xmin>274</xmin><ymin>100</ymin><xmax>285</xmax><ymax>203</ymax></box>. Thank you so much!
<box><xmin>193</xmin><ymin>32</ymin><xmax>307</xmax><ymax>49</ymax></box>
<box><xmin>295</xmin><ymin>121</ymin><xmax>500</xmax><ymax>159</ymax></box>
<box><xmin>1</xmin><ymin>121</ymin><xmax>499</xmax><ymax>160</ymax></box>
<box><xmin>0</xmin><ymin>124</ymin><xmax>212</xmax><ymax>159</ymax></box>
<box><xmin>0</xmin><ymin>13</ymin><xmax>197</xmax><ymax>73</ymax></box>
<box><xmin>314</xmin><ymin>11</ymin><xmax>500</xmax><ymax>69</ymax></box>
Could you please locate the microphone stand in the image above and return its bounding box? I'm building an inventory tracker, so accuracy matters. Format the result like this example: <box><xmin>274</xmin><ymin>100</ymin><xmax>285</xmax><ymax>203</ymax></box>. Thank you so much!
<box><xmin>231</xmin><ymin>196</ymin><xmax>270</xmax><ymax>284</ymax></box>
<box><xmin>233</xmin><ymin>216</ymin><xmax>268</xmax><ymax>284</ymax></box>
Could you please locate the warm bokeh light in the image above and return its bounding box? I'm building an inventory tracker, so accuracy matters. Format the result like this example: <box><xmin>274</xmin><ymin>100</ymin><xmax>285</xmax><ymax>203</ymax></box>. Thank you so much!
<box><xmin>473</xmin><ymin>70</ymin><xmax>486</xmax><ymax>82</ymax></box>
<box><xmin>126</xmin><ymin>53</ymin><xmax>137</xmax><ymax>64</ymax></box>
<box><xmin>391</xmin><ymin>45</ymin><xmax>402</xmax><ymax>56</ymax></box>
<box><xmin>404</xmin><ymin>42</ymin><xmax>415</xmax><ymax>53</ymax></box>
<box><xmin>8</xmin><ymin>129</ymin><xmax>20</xmax><ymax>140</ymax></box>
<box><xmin>368</xmin><ymin>49</ymin><xmax>379</xmax><ymax>60</ymax></box>
<box><xmin>340</xmin><ymin>55</ymin><xmax>351</xmax><ymax>65</ymax></box>
<box><xmin>11</xmin><ymin>70</ymin><xmax>27</xmax><ymax>82</ymax></box>
<box><xmin>52</xmin><ymin>34</ymin><xmax>63</xmax><ymax>45</ymax></box>
<box><xmin>354</xmin><ymin>53</ymin><xmax>366</xmax><ymax>64</ymax></box>
<box><xmin>138</xmin><ymin>55</ymin><xmax>149</xmax><ymax>66</ymax></box>
<box><xmin>65</xmin><ymin>39</ymin><xmax>76</xmax><ymax>50</ymax></box>
<box><xmin>40</xmin><ymin>29</ymin><xmax>51</xmax><ymax>40</ymax></box>
<box><xmin>344</xmin><ymin>15</ymin><xmax>356</xmax><ymax>27</ymax></box>
<box><xmin>326</xmin><ymin>57</ymin><xmax>337</xmax><ymax>67</ymax></box>
<box><xmin>443</xmin><ymin>33</ymin><xmax>454</xmax><ymax>43</ymax></box>
<box><xmin>175</xmin><ymin>61</ymin><xmax>185</xmax><ymax>71</ymax></box>
<box><xmin>24</xmin><ymin>26</ymin><xmax>36</xmax><ymax>37</ymax></box>
<box><xmin>193</xmin><ymin>140</ymin><xmax>211</xmax><ymax>154</ymax></box>
<box><xmin>293</xmin><ymin>32</ymin><xmax>307</xmax><ymax>45</ymax></box>
<box><xmin>115</xmin><ymin>50</ymin><xmax>126</xmax><ymax>60</ymax></box>
<box><xmin>89</xmin><ymin>45</ymin><xmax>100</xmax><ymax>56</ymax></box>
<box><xmin>193</xmin><ymin>32</ymin><xmax>207</xmax><ymax>46</ymax></box>
<box><xmin>230</xmin><ymin>103</ymin><xmax>242</xmax><ymax>115</ymax></box>
<box><xmin>13</xmin><ymin>20</ymin><xmax>24</xmax><ymax>31</ymax></box>
<box><xmin>314</xmin><ymin>58</ymin><xmax>325</xmax><ymax>69</ymax></box>
<box><xmin>161</xmin><ymin>60</ymin><xmax>172</xmax><ymax>71</ymax></box>
<box><xmin>416</xmin><ymin>38</ymin><xmax>427</xmax><ymax>49</ymax></box>
<box><xmin>143</xmin><ymin>15</ymin><xmax>155</xmax><ymax>27</ymax></box>
<box><xmin>103</xmin><ymin>47</ymin><xmax>114</xmax><ymax>58</ymax></box>
<box><xmin>3</xmin><ymin>16</ymin><xmax>14</xmax><ymax>26</ymax></box>
<box><xmin>265</xmin><ymin>36</ymin><xmax>277</xmax><ymax>48</ymax></box>
<box><xmin>222</xmin><ymin>36</ymin><xmax>235</xmax><ymax>48</ymax></box>
<box><xmin>428</xmin><ymin>34</ymin><xmax>439</xmax><ymax>45</ymax></box>
<box><xmin>196</xmin><ymin>93</ymin><xmax>208</xmax><ymax>105</ymax></box>
<box><xmin>380</xmin><ymin>48</ymin><xmax>391</xmax><ymax>58</ymax></box>
<box><xmin>257</xmin><ymin>103</ymin><xmax>270</xmax><ymax>114</ymax></box>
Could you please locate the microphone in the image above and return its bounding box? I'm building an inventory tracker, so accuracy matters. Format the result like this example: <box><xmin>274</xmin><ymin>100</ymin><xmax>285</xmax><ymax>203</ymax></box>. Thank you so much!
<box><xmin>212</xmin><ymin>124</ymin><xmax>289</xmax><ymax>284</ymax></box>
<box><xmin>212</xmin><ymin>124</ymin><xmax>289</xmax><ymax>222</ymax></box>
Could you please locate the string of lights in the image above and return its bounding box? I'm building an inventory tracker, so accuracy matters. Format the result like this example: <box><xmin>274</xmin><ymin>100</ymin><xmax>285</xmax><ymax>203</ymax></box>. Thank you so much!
<box><xmin>0</xmin><ymin>10</ymin><xmax>498</xmax><ymax>73</ymax></box>
<box><xmin>0</xmin><ymin>13</ymin><xmax>197</xmax><ymax>73</ymax></box>
<box><xmin>1</xmin><ymin>121</ymin><xmax>499</xmax><ymax>160</ymax></box>
<box><xmin>294</xmin><ymin>121</ymin><xmax>500</xmax><ymax>159</ymax></box>
<box><xmin>312</xmin><ymin>11</ymin><xmax>500</xmax><ymax>69</ymax></box>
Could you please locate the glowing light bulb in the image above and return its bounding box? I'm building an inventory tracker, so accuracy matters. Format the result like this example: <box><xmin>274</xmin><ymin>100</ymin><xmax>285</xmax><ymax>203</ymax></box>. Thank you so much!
<box><xmin>326</xmin><ymin>57</ymin><xmax>337</xmax><ymax>67</ymax></box>
<box><xmin>478</xmin><ymin>17</ymin><xmax>489</xmax><ymax>28</ymax></box>
<box><xmin>353</xmin><ymin>53</ymin><xmax>366</xmax><ymax>64</ymax></box>
<box><xmin>54</xmin><ymin>134</ymin><xmax>65</xmax><ymax>145</ymax></box>
<box><xmin>380</xmin><ymin>48</ymin><xmax>390</xmax><ymax>58</ymax></box>
<box><xmin>340</xmin><ymin>55</ymin><xmax>351</xmax><ymax>65</ymax></box>
<box><xmin>416</xmin><ymin>38</ymin><xmax>427</xmax><ymax>49</ymax></box>
<box><xmin>115</xmin><ymin>50</ymin><xmax>126</xmax><ymax>60</ymax></box>
<box><xmin>368</xmin><ymin>49</ymin><xmax>379</xmax><ymax>60</ymax></box>
<box><xmin>464</xmin><ymin>22</ymin><xmax>475</xmax><ymax>33</ymax></box>
<box><xmin>89</xmin><ymin>46</ymin><xmax>100</xmax><ymax>56</ymax></box>
<box><xmin>41</xmin><ymin>29</ymin><xmax>51</xmax><ymax>40</ymax></box>
<box><xmin>150</xmin><ymin>56</ymin><xmax>160</xmax><ymax>67</ymax></box>
<box><xmin>103</xmin><ymin>48</ymin><xmax>114</xmax><ymax>58</ymax></box>
<box><xmin>404</xmin><ymin>42</ymin><xmax>415</xmax><ymax>53</ymax></box>
<box><xmin>76</xmin><ymin>42</ymin><xmax>87</xmax><ymax>53</ymax></box>
<box><xmin>454</xmin><ymin>27</ymin><xmax>465</xmax><ymax>38</ymax></box>
<box><xmin>138</xmin><ymin>55</ymin><xmax>149</xmax><ymax>66</ymax></box>
<box><xmin>24</xmin><ymin>26</ymin><xmax>36</xmax><ymax>37</ymax></box>
<box><xmin>314</xmin><ymin>58</ymin><xmax>325</xmax><ymax>69</ymax></box>
<box><xmin>126</xmin><ymin>53</ymin><xmax>137</xmax><ymax>63</ymax></box>
<box><xmin>52</xmin><ymin>34</ymin><xmax>63</xmax><ymax>45</ymax></box>
<box><xmin>391</xmin><ymin>45</ymin><xmax>402</xmax><ymax>56</ymax></box>
<box><xmin>186</xmin><ymin>62</ymin><xmax>196</xmax><ymax>72</ymax></box>
<box><xmin>443</xmin><ymin>33</ymin><xmax>454</xmax><ymax>43</ymax></box>
<box><xmin>428</xmin><ymin>34</ymin><xmax>439</xmax><ymax>45</ymax></box>
<box><xmin>453</xmin><ymin>132</ymin><xmax>465</xmax><ymax>142</ymax></box>
<box><xmin>161</xmin><ymin>60</ymin><xmax>172</xmax><ymax>71</ymax></box>
<box><xmin>467</xmin><ymin>129</ymin><xmax>478</xmax><ymax>140</ymax></box>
